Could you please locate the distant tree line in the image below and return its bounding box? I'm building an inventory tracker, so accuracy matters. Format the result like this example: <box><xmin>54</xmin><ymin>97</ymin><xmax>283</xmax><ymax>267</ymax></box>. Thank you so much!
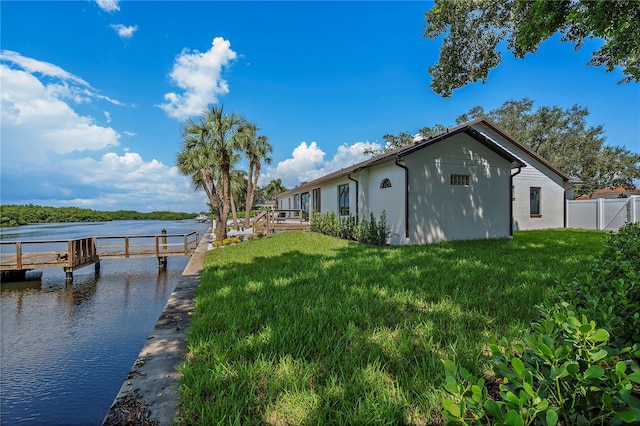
<box><xmin>0</xmin><ymin>204</ymin><xmax>197</xmax><ymax>227</ymax></box>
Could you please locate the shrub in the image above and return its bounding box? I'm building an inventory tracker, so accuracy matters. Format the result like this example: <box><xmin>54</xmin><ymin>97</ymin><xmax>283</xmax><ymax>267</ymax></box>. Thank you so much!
<box><xmin>441</xmin><ymin>222</ymin><xmax>640</xmax><ymax>425</ymax></box>
<box><xmin>311</xmin><ymin>211</ymin><xmax>389</xmax><ymax>246</ymax></box>
<box><xmin>548</xmin><ymin>222</ymin><xmax>640</xmax><ymax>347</ymax></box>
<box><xmin>211</xmin><ymin>236</ymin><xmax>243</xmax><ymax>248</ymax></box>
<box><xmin>442</xmin><ymin>305</ymin><xmax>640</xmax><ymax>425</ymax></box>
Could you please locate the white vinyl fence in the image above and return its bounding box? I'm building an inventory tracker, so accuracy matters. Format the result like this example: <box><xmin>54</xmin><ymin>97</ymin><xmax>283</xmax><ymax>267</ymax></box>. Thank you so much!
<box><xmin>566</xmin><ymin>196</ymin><xmax>640</xmax><ymax>231</ymax></box>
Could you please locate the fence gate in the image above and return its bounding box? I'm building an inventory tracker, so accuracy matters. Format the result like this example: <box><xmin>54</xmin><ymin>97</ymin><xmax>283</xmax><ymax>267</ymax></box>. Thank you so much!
<box><xmin>566</xmin><ymin>196</ymin><xmax>639</xmax><ymax>230</ymax></box>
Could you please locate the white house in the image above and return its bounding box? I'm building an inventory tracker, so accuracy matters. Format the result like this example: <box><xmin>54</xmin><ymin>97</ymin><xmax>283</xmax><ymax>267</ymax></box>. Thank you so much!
<box><xmin>470</xmin><ymin>119</ymin><xmax>574</xmax><ymax>230</ymax></box>
<box><xmin>276</xmin><ymin>118</ymin><xmax>573</xmax><ymax>245</ymax></box>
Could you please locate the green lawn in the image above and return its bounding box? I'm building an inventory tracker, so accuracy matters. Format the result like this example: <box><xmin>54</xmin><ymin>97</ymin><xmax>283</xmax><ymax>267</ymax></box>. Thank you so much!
<box><xmin>178</xmin><ymin>229</ymin><xmax>605</xmax><ymax>425</ymax></box>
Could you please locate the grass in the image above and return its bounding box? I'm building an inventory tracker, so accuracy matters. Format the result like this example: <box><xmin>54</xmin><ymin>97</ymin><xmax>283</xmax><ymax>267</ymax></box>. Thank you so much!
<box><xmin>177</xmin><ymin>229</ymin><xmax>605</xmax><ymax>425</ymax></box>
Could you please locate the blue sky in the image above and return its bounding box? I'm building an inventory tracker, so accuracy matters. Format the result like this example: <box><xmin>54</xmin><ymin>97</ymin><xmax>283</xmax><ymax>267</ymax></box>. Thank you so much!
<box><xmin>1</xmin><ymin>1</ymin><xmax>638</xmax><ymax>213</ymax></box>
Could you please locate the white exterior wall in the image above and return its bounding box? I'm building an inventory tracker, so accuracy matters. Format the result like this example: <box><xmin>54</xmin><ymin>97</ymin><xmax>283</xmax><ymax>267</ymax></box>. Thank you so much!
<box><xmin>404</xmin><ymin>133</ymin><xmax>513</xmax><ymax>244</ymax></box>
<box><xmin>320</xmin><ymin>180</ymin><xmax>347</xmax><ymax>216</ymax></box>
<box><xmin>472</xmin><ymin>123</ymin><xmax>569</xmax><ymax>230</ymax></box>
<box><xmin>359</xmin><ymin>162</ymin><xmax>407</xmax><ymax>245</ymax></box>
<box><xmin>276</xmin><ymin>182</ymin><xmax>348</xmax><ymax>218</ymax></box>
<box><xmin>278</xmin><ymin>195</ymin><xmax>293</xmax><ymax>210</ymax></box>
<box><xmin>275</xmin><ymin>129</ymin><xmax>519</xmax><ymax>244</ymax></box>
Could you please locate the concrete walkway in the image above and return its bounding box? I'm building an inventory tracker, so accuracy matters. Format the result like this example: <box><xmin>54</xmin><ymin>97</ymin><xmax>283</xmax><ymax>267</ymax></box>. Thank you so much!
<box><xmin>102</xmin><ymin>227</ymin><xmax>212</xmax><ymax>426</ymax></box>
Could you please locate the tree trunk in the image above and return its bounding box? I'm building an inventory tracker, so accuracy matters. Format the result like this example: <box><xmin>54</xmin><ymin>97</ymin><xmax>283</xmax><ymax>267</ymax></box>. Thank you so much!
<box><xmin>202</xmin><ymin>169</ymin><xmax>227</xmax><ymax>242</ymax></box>
<box><xmin>231</xmin><ymin>195</ymin><xmax>238</xmax><ymax>230</ymax></box>
<box><xmin>245</xmin><ymin>163</ymin><xmax>261</xmax><ymax>227</ymax></box>
<box><xmin>214</xmin><ymin>214</ymin><xmax>227</xmax><ymax>241</ymax></box>
<box><xmin>243</xmin><ymin>162</ymin><xmax>255</xmax><ymax>228</ymax></box>
<box><xmin>215</xmin><ymin>159</ymin><xmax>232</xmax><ymax>242</ymax></box>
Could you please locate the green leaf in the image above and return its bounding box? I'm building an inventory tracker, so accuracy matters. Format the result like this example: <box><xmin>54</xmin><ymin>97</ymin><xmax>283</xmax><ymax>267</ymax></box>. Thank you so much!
<box><xmin>615</xmin><ymin>410</ymin><xmax>639</xmax><ymax>423</ymax></box>
<box><xmin>442</xmin><ymin>399</ymin><xmax>461</xmax><ymax>418</ymax></box>
<box><xmin>443</xmin><ymin>359</ymin><xmax>456</xmax><ymax>374</ymax></box>
<box><xmin>567</xmin><ymin>316</ymin><xmax>581</xmax><ymax>327</ymax></box>
<box><xmin>535</xmin><ymin>398</ymin><xmax>548</xmax><ymax>411</ymax></box>
<box><xmin>505</xmin><ymin>391</ymin><xmax>520</xmax><ymax>405</ymax></box>
<box><xmin>566</xmin><ymin>361</ymin><xmax>580</xmax><ymax>376</ymax></box>
<box><xmin>579</xmin><ymin>323</ymin><xmax>594</xmax><ymax>334</ymax></box>
<box><xmin>519</xmin><ymin>390</ymin><xmax>527</xmax><ymax>405</ymax></box>
<box><xmin>590</xmin><ymin>328</ymin><xmax>610</xmax><ymax>342</ymax></box>
<box><xmin>538</xmin><ymin>342</ymin><xmax>554</xmax><ymax>358</ymax></box>
<box><xmin>546</xmin><ymin>409</ymin><xmax>559</xmax><ymax>426</ymax></box>
<box><xmin>511</xmin><ymin>357</ymin><xmax>525</xmax><ymax>377</ymax></box>
<box><xmin>484</xmin><ymin>399</ymin><xmax>504</xmax><ymax>420</ymax></box>
<box><xmin>628</xmin><ymin>372</ymin><xmax>640</xmax><ymax>384</ymax></box>
<box><xmin>444</xmin><ymin>382</ymin><xmax>459</xmax><ymax>394</ymax></box>
<box><xmin>550</xmin><ymin>366</ymin><xmax>568</xmax><ymax>379</ymax></box>
<box><xmin>584</xmin><ymin>365</ymin><xmax>605</xmax><ymax>380</ymax></box>
<box><xmin>590</xmin><ymin>349</ymin><xmax>608</xmax><ymax>362</ymax></box>
<box><xmin>505</xmin><ymin>409</ymin><xmax>524</xmax><ymax>426</ymax></box>
<box><xmin>616</xmin><ymin>361</ymin><xmax>628</xmax><ymax>375</ymax></box>
<box><xmin>619</xmin><ymin>389</ymin><xmax>640</xmax><ymax>409</ymax></box>
<box><xmin>522</xmin><ymin>382</ymin><xmax>534</xmax><ymax>397</ymax></box>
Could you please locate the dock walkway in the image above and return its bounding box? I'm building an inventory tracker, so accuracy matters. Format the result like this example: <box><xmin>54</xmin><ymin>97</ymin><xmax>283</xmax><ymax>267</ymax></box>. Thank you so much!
<box><xmin>1</xmin><ymin>231</ymin><xmax>199</xmax><ymax>281</ymax></box>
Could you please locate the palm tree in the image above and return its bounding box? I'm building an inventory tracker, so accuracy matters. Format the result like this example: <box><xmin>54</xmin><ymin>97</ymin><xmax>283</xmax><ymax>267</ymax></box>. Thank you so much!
<box><xmin>265</xmin><ymin>178</ymin><xmax>287</xmax><ymax>201</ymax></box>
<box><xmin>229</xmin><ymin>168</ymin><xmax>247</xmax><ymax>230</ymax></box>
<box><xmin>177</xmin><ymin>105</ymin><xmax>252</xmax><ymax>241</ymax></box>
<box><xmin>243</xmin><ymin>131</ymin><xmax>272</xmax><ymax>227</ymax></box>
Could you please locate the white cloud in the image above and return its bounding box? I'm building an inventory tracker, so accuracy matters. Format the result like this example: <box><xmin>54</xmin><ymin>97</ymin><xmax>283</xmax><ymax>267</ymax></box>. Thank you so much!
<box><xmin>159</xmin><ymin>37</ymin><xmax>237</xmax><ymax>120</ymax></box>
<box><xmin>110</xmin><ymin>24</ymin><xmax>138</xmax><ymax>39</ymax></box>
<box><xmin>64</xmin><ymin>153</ymin><xmax>206</xmax><ymax>211</ymax></box>
<box><xmin>1</xmin><ymin>152</ymin><xmax>205</xmax><ymax>212</ymax></box>
<box><xmin>325</xmin><ymin>141</ymin><xmax>380</xmax><ymax>172</ymax></box>
<box><xmin>1</xmin><ymin>50</ymin><xmax>124</xmax><ymax>106</ymax></box>
<box><xmin>1</xmin><ymin>64</ymin><xmax>120</xmax><ymax>164</ymax></box>
<box><xmin>260</xmin><ymin>140</ymin><xmax>381</xmax><ymax>188</ymax></box>
<box><xmin>0</xmin><ymin>51</ymin><xmax>207</xmax><ymax>213</ymax></box>
<box><xmin>1</xmin><ymin>50</ymin><xmax>89</xmax><ymax>86</ymax></box>
<box><xmin>96</xmin><ymin>0</ymin><xmax>120</xmax><ymax>12</ymax></box>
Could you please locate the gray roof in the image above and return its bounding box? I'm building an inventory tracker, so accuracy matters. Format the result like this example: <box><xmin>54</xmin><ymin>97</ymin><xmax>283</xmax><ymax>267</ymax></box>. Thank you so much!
<box><xmin>278</xmin><ymin>118</ymin><xmax>569</xmax><ymax>197</ymax></box>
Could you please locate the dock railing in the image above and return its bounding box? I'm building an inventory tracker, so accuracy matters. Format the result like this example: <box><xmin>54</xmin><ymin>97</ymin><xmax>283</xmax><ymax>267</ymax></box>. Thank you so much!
<box><xmin>95</xmin><ymin>231</ymin><xmax>199</xmax><ymax>258</ymax></box>
<box><xmin>0</xmin><ymin>238</ymin><xmax>98</xmax><ymax>271</ymax></box>
<box><xmin>252</xmin><ymin>209</ymin><xmax>310</xmax><ymax>236</ymax></box>
<box><xmin>0</xmin><ymin>231</ymin><xmax>200</xmax><ymax>280</ymax></box>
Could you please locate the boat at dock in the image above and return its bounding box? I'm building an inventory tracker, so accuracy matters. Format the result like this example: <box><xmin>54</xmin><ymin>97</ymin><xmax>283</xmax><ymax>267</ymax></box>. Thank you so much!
<box><xmin>194</xmin><ymin>214</ymin><xmax>209</xmax><ymax>223</ymax></box>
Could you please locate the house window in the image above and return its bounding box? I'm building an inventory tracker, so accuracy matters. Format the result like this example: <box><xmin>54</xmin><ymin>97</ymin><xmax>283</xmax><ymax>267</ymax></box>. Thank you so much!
<box><xmin>530</xmin><ymin>187</ymin><xmax>541</xmax><ymax>217</ymax></box>
<box><xmin>294</xmin><ymin>194</ymin><xmax>300</xmax><ymax>209</ymax></box>
<box><xmin>451</xmin><ymin>174</ymin><xmax>470</xmax><ymax>186</ymax></box>
<box><xmin>380</xmin><ymin>178</ymin><xmax>392</xmax><ymax>189</ymax></box>
<box><xmin>301</xmin><ymin>192</ymin><xmax>309</xmax><ymax>213</ymax></box>
<box><xmin>338</xmin><ymin>183</ymin><xmax>349</xmax><ymax>216</ymax></box>
<box><xmin>312</xmin><ymin>188</ymin><xmax>321</xmax><ymax>212</ymax></box>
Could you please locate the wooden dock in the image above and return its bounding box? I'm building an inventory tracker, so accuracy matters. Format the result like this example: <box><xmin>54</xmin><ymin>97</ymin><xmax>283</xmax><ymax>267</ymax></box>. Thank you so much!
<box><xmin>0</xmin><ymin>231</ymin><xmax>200</xmax><ymax>281</ymax></box>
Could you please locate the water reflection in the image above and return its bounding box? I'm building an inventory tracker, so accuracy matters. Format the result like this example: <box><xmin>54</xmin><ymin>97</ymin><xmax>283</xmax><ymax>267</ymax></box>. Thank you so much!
<box><xmin>1</xmin><ymin>220</ymin><xmax>209</xmax><ymax>425</ymax></box>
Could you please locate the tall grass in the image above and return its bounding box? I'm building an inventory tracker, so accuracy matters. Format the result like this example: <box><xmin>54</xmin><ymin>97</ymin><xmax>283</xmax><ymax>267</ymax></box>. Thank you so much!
<box><xmin>178</xmin><ymin>229</ymin><xmax>604</xmax><ymax>425</ymax></box>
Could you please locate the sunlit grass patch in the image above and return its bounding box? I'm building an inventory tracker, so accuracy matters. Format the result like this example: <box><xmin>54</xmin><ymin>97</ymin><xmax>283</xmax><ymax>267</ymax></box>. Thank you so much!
<box><xmin>178</xmin><ymin>229</ymin><xmax>605</xmax><ymax>425</ymax></box>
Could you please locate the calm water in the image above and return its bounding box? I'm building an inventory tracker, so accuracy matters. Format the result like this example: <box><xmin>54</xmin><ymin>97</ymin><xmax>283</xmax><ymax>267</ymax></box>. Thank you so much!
<box><xmin>0</xmin><ymin>220</ymin><xmax>210</xmax><ymax>425</ymax></box>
